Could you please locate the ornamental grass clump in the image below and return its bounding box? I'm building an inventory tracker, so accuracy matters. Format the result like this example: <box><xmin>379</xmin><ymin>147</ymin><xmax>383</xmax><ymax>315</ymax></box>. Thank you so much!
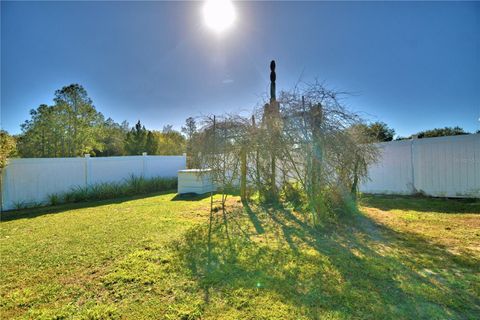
<box><xmin>48</xmin><ymin>175</ymin><xmax>177</xmax><ymax>206</ymax></box>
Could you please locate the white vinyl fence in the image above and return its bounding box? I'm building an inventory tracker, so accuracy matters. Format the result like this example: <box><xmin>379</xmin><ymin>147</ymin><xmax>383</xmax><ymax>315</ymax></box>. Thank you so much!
<box><xmin>360</xmin><ymin>134</ymin><xmax>480</xmax><ymax>198</ymax></box>
<box><xmin>1</xmin><ymin>155</ymin><xmax>186</xmax><ymax>211</ymax></box>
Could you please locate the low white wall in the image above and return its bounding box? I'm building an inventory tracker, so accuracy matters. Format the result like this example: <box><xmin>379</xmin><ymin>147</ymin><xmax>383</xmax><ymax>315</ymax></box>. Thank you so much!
<box><xmin>360</xmin><ymin>134</ymin><xmax>480</xmax><ymax>198</ymax></box>
<box><xmin>1</xmin><ymin>155</ymin><xmax>186</xmax><ymax>211</ymax></box>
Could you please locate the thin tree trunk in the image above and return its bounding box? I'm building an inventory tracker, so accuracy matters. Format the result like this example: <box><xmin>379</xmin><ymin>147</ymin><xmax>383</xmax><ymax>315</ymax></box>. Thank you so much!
<box><xmin>240</xmin><ymin>146</ymin><xmax>247</xmax><ymax>200</ymax></box>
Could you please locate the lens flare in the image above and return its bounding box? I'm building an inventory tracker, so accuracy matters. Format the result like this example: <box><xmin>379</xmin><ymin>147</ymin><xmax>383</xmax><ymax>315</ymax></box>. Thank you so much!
<box><xmin>203</xmin><ymin>0</ymin><xmax>236</xmax><ymax>33</ymax></box>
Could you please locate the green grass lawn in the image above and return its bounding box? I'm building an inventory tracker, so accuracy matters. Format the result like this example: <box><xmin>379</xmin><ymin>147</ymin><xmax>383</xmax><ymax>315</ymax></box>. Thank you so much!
<box><xmin>1</xmin><ymin>193</ymin><xmax>479</xmax><ymax>319</ymax></box>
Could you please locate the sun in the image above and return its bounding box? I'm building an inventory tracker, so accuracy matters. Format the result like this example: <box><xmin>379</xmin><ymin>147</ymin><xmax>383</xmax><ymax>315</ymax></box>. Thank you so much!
<box><xmin>203</xmin><ymin>0</ymin><xmax>236</xmax><ymax>33</ymax></box>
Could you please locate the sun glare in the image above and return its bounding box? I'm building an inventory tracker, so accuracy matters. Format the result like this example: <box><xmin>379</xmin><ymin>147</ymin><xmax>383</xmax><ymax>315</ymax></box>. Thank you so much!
<box><xmin>203</xmin><ymin>0</ymin><xmax>236</xmax><ymax>33</ymax></box>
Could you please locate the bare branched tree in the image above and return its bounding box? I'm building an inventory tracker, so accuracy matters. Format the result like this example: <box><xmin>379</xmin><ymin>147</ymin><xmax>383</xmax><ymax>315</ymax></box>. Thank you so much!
<box><xmin>193</xmin><ymin>81</ymin><xmax>379</xmax><ymax>225</ymax></box>
<box><xmin>278</xmin><ymin>82</ymin><xmax>379</xmax><ymax>222</ymax></box>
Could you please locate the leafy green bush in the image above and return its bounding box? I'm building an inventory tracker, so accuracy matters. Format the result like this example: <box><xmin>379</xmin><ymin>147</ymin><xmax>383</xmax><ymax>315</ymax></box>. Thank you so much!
<box><xmin>279</xmin><ymin>183</ymin><xmax>359</xmax><ymax>225</ymax></box>
<box><xmin>280</xmin><ymin>181</ymin><xmax>307</xmax><ymax>209</ymax></box>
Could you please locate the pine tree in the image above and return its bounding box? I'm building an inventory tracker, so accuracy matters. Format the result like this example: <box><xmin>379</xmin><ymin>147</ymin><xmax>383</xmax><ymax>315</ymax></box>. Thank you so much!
<box><xmin>125</xmin><ymin>121</ymin><xmax>148</xmax><ymax>155</ymax></box>
<box><xmin>145</xmin><ymin>131</ymin><xmax>158</xmax><ymax>155</ymax></box>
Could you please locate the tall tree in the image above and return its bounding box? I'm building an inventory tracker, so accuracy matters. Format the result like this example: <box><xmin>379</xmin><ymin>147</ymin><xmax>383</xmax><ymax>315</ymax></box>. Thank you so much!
<box><xmin>125</xmin><ymin>121</ymin><xmax>148</xmax><ymax>155</ymax></box>
<box><xmin>181</xmin><ymin>117</ymin><xmax>197</xmax><ymax>140</ymax></box>
<box><xmin>356</xmin><ymin>121</ymin><xmax>395</xmax><ymax>142</ymax></box>
<box><xmin>155</xmin><ymin>130</ymin><xmax>186</xmax><ymax>155</ymax></box>
<box><xmin>396</xmin><ymin>126</ymin><xmax>470</xmax><ymax>140</ymax></box>
<box><xmin>95</xmin><ymin>118</ymin><xmax>129</xmax><ymax>156</ymax></box>
<box><xmin>182</xmin><ymin>117</ymin><xmax>198</xmax><ymax>167</ymax></box>
<box><xmin>54</xmin><ymin>84</ymin><xmax>104</xmax><ymax>156</ymax></box>
<box><xmin>18</xmin><ymin>104</ymin><xmax>70</xmax><ymax>157</ymax></box>
<box><xmin>415</xmin><ymin>126</ymin><xmax>468</xmax><ymax>138</ymax></box>
<box><xmin>145</xmin><ymin>131</ymin><xmax>158</xmax><ymax>155</ymax></box>
<box><xmin>18</xmin><ymin>84</ymin><xmax>105</xmax><ymax>157</ymax></box>
<box><xmin>0</xmin><ymin>130</ymin><xmax>17</xmax><ymax>210</ymax></box>
<box><xmin>0</xmin><ymin>130</ymin><xmax>16</xmax><ymax>169</ymax></box>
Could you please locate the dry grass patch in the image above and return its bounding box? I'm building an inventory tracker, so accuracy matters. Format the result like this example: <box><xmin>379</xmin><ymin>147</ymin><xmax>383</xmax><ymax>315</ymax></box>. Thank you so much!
<box><xmin>360</xmin><ymin>195</ymin><xmax>480</xmax><ymax>258</ymax></box>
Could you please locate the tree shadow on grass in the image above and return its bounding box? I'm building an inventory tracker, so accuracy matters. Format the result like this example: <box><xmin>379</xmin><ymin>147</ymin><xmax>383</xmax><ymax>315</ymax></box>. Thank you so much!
<box><xmin>1</xmin><ymin>190</ymin><xmax>177</xmax><ymax>222</ymax></box>
<box><xmin>360</xmin><ymin>194</ymin><xmax>480</xmax><ymax>214</ymax></box>
<box><xmin>242</xmin><ymin>200</ymin><xmax>265</xmax><ymax>234</ymax></box>
<box><xmin>174</xmin><ymin>201</ymin><xmax>480</xmax><ymax>319</ymax></box>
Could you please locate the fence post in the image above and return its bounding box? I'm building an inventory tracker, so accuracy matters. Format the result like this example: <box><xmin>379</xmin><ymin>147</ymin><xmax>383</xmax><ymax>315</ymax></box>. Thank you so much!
<box><xmin>0</xmin><ymin>165</ymin><xmax>6</xmax><ymax>211</ymax></box>
<box><xmin>142</xmin><ymin>152</ymin><xmax>147</xmax><ymax>177</ymax></box>
<box><xmin>84</xmin><ymin>154</ymin><xmax>91</xmax><ymax>188</ymax></box>
<box><xmin>410</xmin><ymin>137</ymin><xmax>416</xmax><ymax>194</ymax></box>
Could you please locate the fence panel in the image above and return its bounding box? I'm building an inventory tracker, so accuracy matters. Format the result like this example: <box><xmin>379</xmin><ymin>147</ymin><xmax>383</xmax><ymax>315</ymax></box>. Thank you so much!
<box><xmin>413</xmin><ymin>134</ymin><xmax>479</xmax><ymax>197</ymax></box>
<box><xmin>360</xmin><ymin>140</ymin><xmax>414</xmax><ymax>195</ymax></box>
<box><xmin>1</xmin><ymin>158</ymin><xmax>86</xmax><ymax>210</ymax></box>
<box><xmin>1</xmin><ymin>155</ymin><xmax>186</xmax><ymax>211</ymax></box>
<box><xmin>144</xmin><ymin>156</ymin><xmax>186</xmax><ymax>179</ymax></box>
<box><xmin>88</xmin><ymin>156</ymin><xmax>144</xmax><ymax>185</ymax></box>
<box><xmin>360</xmin><ymin>134</ymin><xmax>480</xmax><ymax>198</ymax></box>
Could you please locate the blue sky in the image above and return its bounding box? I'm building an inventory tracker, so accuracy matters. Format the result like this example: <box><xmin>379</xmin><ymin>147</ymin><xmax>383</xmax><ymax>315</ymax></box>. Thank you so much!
<box><xmin>1</xmin><ymin>1</ymin><xmax>479</xmax><ymax>137</ymax></box>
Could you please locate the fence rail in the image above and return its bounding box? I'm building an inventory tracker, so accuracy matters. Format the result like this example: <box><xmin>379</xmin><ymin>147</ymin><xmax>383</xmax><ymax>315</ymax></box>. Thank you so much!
<box><xmin>1</xmin><ymin>155</ymin><xmax>186</xmax><ymax>211</ymax></box>
<box><xmin>360</xmin><ymin>134</ymin><xmax>480</xmax><ymax>198</ymax></box>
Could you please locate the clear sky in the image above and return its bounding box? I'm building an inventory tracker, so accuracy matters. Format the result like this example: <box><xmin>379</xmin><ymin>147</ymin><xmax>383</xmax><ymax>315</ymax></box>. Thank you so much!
<box><xmin>1</xmin><ymin>1</ymin><xmax>479</xmax><ymax>137</ymax></box>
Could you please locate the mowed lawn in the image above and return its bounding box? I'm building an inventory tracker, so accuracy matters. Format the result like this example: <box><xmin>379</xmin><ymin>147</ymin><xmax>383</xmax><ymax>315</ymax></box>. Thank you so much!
<box><xmin>1</xmin><ymin>193</ymin><xmax>479</xmax><ymax>319</ymax></box>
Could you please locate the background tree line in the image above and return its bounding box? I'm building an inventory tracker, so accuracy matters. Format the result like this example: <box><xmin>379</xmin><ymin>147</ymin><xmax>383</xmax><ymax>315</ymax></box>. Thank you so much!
<box><xmin>1</xmin><ymin>83</ymin><xmax>478</xmax><ymax>163</ymax></box>
<box><xmin>3</xmin><ymin>84</ymin><xmax>186</xmax><ymax>159</ymax></box>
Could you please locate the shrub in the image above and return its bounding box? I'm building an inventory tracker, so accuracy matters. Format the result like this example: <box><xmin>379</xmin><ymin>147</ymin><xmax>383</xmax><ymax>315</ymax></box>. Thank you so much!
<box><xmin>281</xmin><ymin>181</ymin><xmax>306</xmax><ymax>209</ymax></box>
